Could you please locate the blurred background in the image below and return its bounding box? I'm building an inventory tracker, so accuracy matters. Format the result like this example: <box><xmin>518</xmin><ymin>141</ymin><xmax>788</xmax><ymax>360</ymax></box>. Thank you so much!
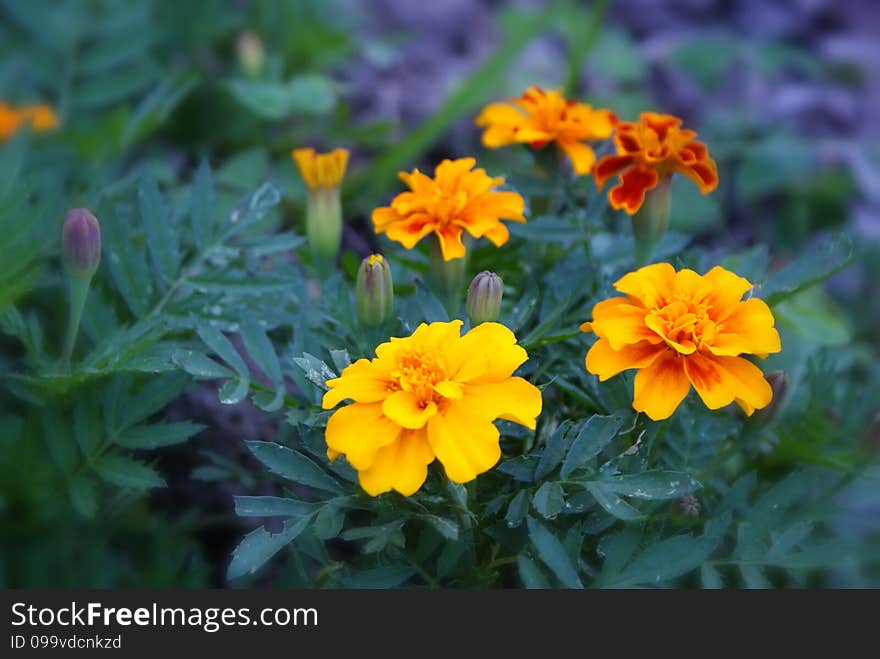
<box><xmin>1</xmin><ymin>0</ymin><xmax>878</xmax><ymax>587</ymax></box>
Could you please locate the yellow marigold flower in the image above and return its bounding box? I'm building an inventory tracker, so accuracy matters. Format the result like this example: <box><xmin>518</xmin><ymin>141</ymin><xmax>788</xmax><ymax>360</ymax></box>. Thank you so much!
<box><xmin>0</xmin><ymin>102</ymin><xmax>59</xmax><ymax>142</ymax></box>
<box><xmin>371</xmin><ymin>157</ymin><xmax>525</xmax><ymax>261</ymax></box>
<box><xmin>581</xmin><ymin>263</ymin><xmax>781</xmax><ymax>421</ymax></box>
<box><xmin>292</xmin><ymin>147</ymin><xmax>349</xmax><ymax>190</ymax></box>
<box><xmin>322</xmin><ymin>320</ymin><xmax>543</xmax><ymax>496</ymax></box>
<box><xmin>595</xmin><ymin>111</ymin><xmax>718</xmax><ymax>215</ymax></box>
<box><xmin>475</xmin><ymin>86</ymin><xmax>617</xmax><ymax>175</ymax></box>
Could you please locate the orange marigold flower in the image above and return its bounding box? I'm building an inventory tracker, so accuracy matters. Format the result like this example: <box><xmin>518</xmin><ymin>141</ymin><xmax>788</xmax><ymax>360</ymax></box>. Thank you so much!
<box><xmin>322</xmin><ymin>320</ymin><xmax>542</xmax><ymax>496</ymax></box>
<box><xmin>581</xmin><ymin>263</ymin><xmax>781</xmax><ymax>421</ymax></box>
<box><xmin>292</xmin><ymin>147</ymin><xmax>349</xmax><ymax>190</ymax></box>
<box><xmin>0</xmin><ymin>102</ymin><xmax>59</xmax><ymax>142</ymax></box>
<box><xmin>475</xmin><ymin>86</ymin><xmax>616</xmax><ymax>175</ymax></box>
<box><xmin>371</xmin><ymin>157</ymin><xmax>525</xmax><ymax>261</ymax></box>
<box><xmin>594</xmin><ymin>111</ymin><xmax>718</xmax><ymax>215</ymax></box>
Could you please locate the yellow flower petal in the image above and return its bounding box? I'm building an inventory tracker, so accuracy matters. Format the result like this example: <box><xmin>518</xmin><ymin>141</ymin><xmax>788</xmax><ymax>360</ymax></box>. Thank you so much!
<box><xmin>358</xmin><ymin>429</ymin><xmax>435</xmax><ymax>496</ymax></box>
<box><xmin>322</xmin><ymin>359</ymin><xmax>392</xmax><ymax>408</ymax></box>
<box><xmin>682</xmin><ymin>352</ymin><xmax>737</xmax><ymax>410</ymax></box>
<box><xmin>558</xmin><ymin>139</ymin><xmax>597</xmax><ymax>175</ymax></box>
<box><xmin>450</xmin><ymin>322</ymin><xmax>528</xmax><ymax>384</ymax></box>
<box><xmin>632</xmin><ymin>350</ymin><xmax>691</xmax><ymax>420</ymax></box>
<box><xmin>325</xmin><ymin>402</ymin><xmax>402</xmax><ymax>470</ymax></box>
<box><xmin>590</xmin><ymin>297</ymin><xmax>657</xmax><ymax>349</ymax></box>
<box><xmin>462</xmin><ymin>377</ymin><xmax>542</xmax><ymax>430</ymax></box>
<box><xmin>382</xmin><ymin>390</ymin><xmax>438</xmax><ymax>429</ymax></box>
<box><xmin>614</xmin><ymin>262</ymin><xmax>677</xmax><ymax>308</ymax></box>
<box><xmin>585</xmin><ymin>338</ymin><xmax>665</xmax><ymax>381</ymax></box>
<box><xmin>709</xmin><ymin>298</ymin><xmax>781</xmax><ymax>357</ymax></box>
<box><xmin>711</xmin><ymin>355</ymin><xmax>773</xmax><ymax>414</ymax></box>
<box><xmin>427</xmin><ymin>402</ymin><xmax>501</xmax><ymax>483</ymax></box>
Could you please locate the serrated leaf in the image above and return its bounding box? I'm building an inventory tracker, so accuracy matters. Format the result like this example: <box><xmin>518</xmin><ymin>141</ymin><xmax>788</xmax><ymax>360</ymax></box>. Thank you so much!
<box><xmin>172</xmin><ymin>348</ymin><xmax>235</xmax><ymax>379</ymax></box>
<box><xmin>245</xmin><ymin>441</ymin><xmax>343</xmax><ymax>495</ymax></box>
<box><xmin>233</xmin><ymin>496</ymin><xmax>317</xmax><ymax>518</ymax></box>
<box><xmin>313</xmin><ymin>504</ymin><xmax>345</xmax><ymax>540</ymax></box>
<box><xmin>505</xmin><ymin>490</ymin><xmax>531</xmax><ymax>528</ymax></box>
<box><xmin>534</xmin><ymin>420</ymin><xmax>573</xmax><ymax>481</ymax></box>
<box><xmin>292</xmin><ymin>352</ymin><xmax>336</xmax><ymax>390</ymax></box>
<box><xmin>517</xmin><ymin>554</ymin><xmax>551</xmax><ymax>589</ymax></box>
<box><xmin>114</xmin><ymin>421</ymin><xmax>204</xmax><ymax>449</ymax></box>
<box><xmin>69</xmin><ymin>475</ymin><xmax>98</xmax><ymax>518</ymax></box>
<box><xmin>526</xmin><ymin>517</ymin><xmax>583</xmax><ymax>589</ymax></box>
<box><xmin>190</xmin><ymin>158</ymin><xmax>215</xmax><ymax>250</ymax></box>
<box><xmin>561</xmin><ymin>413</ymin><xmax>627</xmax><ymax>478</ymax></box>
<box><xmin>420</xmin><ymin>514</ymin><xmax>459</xmax><ymax>541</ymax></box>
<box><xmin>584</xmin><ymin>482</ymin><xmax>644</xmax><ymax>520</ymax></box>
<box><xmin>532</xmin><ymin>482</ymin><xmax>565</xmax><ymax>519</ymax></box>
<box><xmin>240</xmin><ymin>319</ymin><xmax>284</xmax><ymax>406</ymax></box>
<box><xmin>92</xmin><ymin>454</ymin><xmax>165</xmax><ymax>489</ymax></box>
<box><xmin>138</xmin><ymin>171</ymin><xmax>180</xmax><ymax>288</ymax></box>
<box><xmin>227</xmin><ymin>516</ymin><xmax>311</xmax><ymax>580</ymax></box>
<box><xmin>196</xmin><ymin>324</ymin><xmax>250</xmax><ymax>377</ymax></box>
<box><xmin>598</xmin><ymin>471</ymin><xmax>701</xmax><ymax>500</ymax></box>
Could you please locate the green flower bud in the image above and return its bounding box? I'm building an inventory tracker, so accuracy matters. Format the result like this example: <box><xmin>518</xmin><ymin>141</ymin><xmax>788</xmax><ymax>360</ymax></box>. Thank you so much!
<box><xmin>355</xmin><ymin>254</ymin><xmax>394</xmax><ymax>327</ymax></box>
<box><xmin>466</xmin><ymin>271</ymin><xmax>503</xmax><ymax>324</ymax></box>
<box><xmin>62</xmin><ymin>208</ymin><xmax>101</xmax><ymax>279</ymax></box>
<box><xmin>632</xmin><ymin>176</ymin><xmax>671</xmax><ymax>265</ymax></box>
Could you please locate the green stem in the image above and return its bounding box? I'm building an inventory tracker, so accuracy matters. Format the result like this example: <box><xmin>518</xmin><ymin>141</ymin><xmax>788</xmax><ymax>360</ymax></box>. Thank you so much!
<box><xmin>428</xmin><ymin>234</ymin><xmax>468</xmax><ymax>315</ymax></box>
<box><xmin>61</xmin><ymin>275</ymin><xmax>92</xmax><ymax>369</ymax></box>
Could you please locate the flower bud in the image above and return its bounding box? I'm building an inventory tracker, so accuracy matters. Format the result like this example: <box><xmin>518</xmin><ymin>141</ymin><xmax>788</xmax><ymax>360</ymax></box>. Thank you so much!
<box><xmin>750</xmin><ymin>370</ymin><xmax>788</xmax><ymax>427</ymax></box>
<box><xmin>62</xmin><ymin>208</ymin><xmax>101</xmax><ymax>279</ymax></box>
<box><xmin>237</xmin><ymin>31</ymin><xmax>265</xmax><ymax>78</ymax></box>
<box><xmin>355</xmin><ymin>254</ymin><xmax>393</xmax><ymax>327</ymax></box>
<box><xmin>632</xmin><ymin>176</ymin><xmax>671</xmax><ymax>265</ymax></box>
<box><xmin>292</xmin><ymin>147</ymin><xmax>348</xmax><ymax>269</ymax></box>
<box><xmin>466</xmin><ymin>271</ymin><xmax>503</xmax><ymax>324</ymax></box>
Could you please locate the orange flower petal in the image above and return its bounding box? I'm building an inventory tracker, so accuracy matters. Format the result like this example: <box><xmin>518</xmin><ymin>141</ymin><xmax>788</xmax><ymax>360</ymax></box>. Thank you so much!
<box><xmin>594</xmin><ymin>154</ymin><xmax>635</xmax><ymax>189</ymax></box>
<box><xmin>358</xmin><ymin>429</ymin><xmax>435</xmax><ymax>496</ymax></box>
<box><xmin>585</xmin><ymin>338</ymin><xmax>665</xmax><ymax>381</ymax></box>
<box><xmin>608</xmin><ymin>166</ymin><xmax>659</xmax><ymax>214</ymax></box>
<box><xmin>632</xmin><ymin>350</ymin><xmax>691</xmax><ymax>420</ymax></box>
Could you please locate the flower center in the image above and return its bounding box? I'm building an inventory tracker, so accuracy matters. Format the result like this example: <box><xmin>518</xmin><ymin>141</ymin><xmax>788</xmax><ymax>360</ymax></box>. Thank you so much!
<box><xmin>429</xmin><ymin>188</ymin><xmax>468</xmax><ymax>226</ymax></box>
<box><xmin>648</xmin><ymin>295</ymin><xmax>717</xmax><ymax>353</ymax></box>
<box><xmin>392</xmin><ymin>350</ymin><xmax>446</xmax><ymax>405</ymax></box>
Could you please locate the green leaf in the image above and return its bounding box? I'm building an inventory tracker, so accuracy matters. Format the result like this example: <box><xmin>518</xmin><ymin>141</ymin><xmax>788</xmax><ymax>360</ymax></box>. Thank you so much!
<box><xmin>532</xmin><ymin>482</ymin><xmax>565</xmax><ymax>519</ymax></box>
<box><xmin>505</xmin><ymin>490</ymin><xmax>531</xmax><ymax>528</ymax></box>
<box><xmin>227</xmin><ymin>516</ymin><xmax>312</xmax><ymax>580</ymax></box>
<box><xmin>560</xmin><ymin>413</ymin><xmax>627</xmax><ymax>478</ymax></box>
<box><xmin>92</xmin><ymin>454</ymin><xmax>165</xmax><ymax>490</ymax></box>
<box><xmin>139</xmin><ymin>171</ymin><xmax>180</xmax><ymax>288</ymax></box>
<box><xmin>240</xmin><ymin>319</ymin><xmax>284</xmax><ymax>411</ymax></box>
<box><xmin>228</xmin><ymin>75</ymin><xmax>337</xmax><ymax>120</ymax></box>
<box><xmin>190</xmin><ymin>158</ymin><xmax>215</xmax><ymax>250</ymax></box>
<box><xmin>584</xmin><ymin>482</ymin><xmax>644</xmax><ymax>521</ymax></box>
<box><xmin>526</xmin><ymin>517</ymin><xmax>584</xmax><ymax>589</ymax></box>
<box><xmin>419</xmin><ymin>514</ymin><xmax>459</xmax><ymax>541</ymax></box>
<box><xmin>517</xmin><ymin>554</ymin><xmax>551</xmax><ymax>589</ymax></box>
<box><xmin>245</xmin><ymin>441</ymin><xmax>343</xmax><ymax>495</ymax></box>
<box><xmin>69</xmin><ymin>475</ymin><xmax>98</xmax><ymax>518</ymax></box>
<box><xmin>114</xmin><ymin>421</ymin><xmax>204</xmax><ymax>449</ymax></box>
<box><xmin>292</xmin><ymin>353</ymin><xmax>336</xmax><ymax>390</ymax></box>
<box><xmin>701</xmin><ymin>564</ymin><xmax>724</xmax><ymax>589</ymax></box>
<box><xmin>172</xmin><ymin>348</ymin><xmax>235</xmax><ymax>379</ymax></box>
<box><xmin>342</xmin><ymin>566</ymin><xmax>416</xmax><ymax>589</ymax></box>
<box><xmin>234</xmin><ymin>496</ymin><xmax>317</xmax><ymax>518</ymax></box>
<box><xmin>597</xmin><ymin>471</ymin><xmax>701</xmax><ymax>500</ymax></box>
<box><xmin>598</xmin><ymin>534</ymin><xmax>712</xmax><ymax>587</ymax></box>
<box><xmin>196</xmin><ymin>324</ymin><xmax>250</xmax><ymax>378</ymax></box>
<box><xmin>763</xmin><ymin>233</ymin><xmax>854</xmax><ymax>306</ymax></box>
<box><xmin>534</xmin><ymin>419</ymin><xmax>573</xmax><ymax>481</ymax></box>
<box><xmin>313</xmin><ymin>504</ymin><xmax>345</xmax><ymax>540</ymax></box>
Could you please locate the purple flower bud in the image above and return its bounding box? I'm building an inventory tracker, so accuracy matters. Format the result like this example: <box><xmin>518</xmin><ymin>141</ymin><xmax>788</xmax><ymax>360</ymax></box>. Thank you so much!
<box><xmin>62</xmin><ymin>208</ymin><xmax>101</xmax><ymax>279</ymax></box>
<box><xmin>466</xmin><ymin>271</ymin><xmax>503</xmax><ymax>324</ymax></box>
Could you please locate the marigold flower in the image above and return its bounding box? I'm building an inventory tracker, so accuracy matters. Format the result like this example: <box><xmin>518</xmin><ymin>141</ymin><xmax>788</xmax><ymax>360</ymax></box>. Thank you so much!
<box><xmin>292</xmin><ymin>147</ymin><xmax>349</xmax><ymax>263</ymax></box>
<box><xmin>581</xmin><ymin>263</ymin><xmax>781</xmax><ymax>421</ymax></box>
<box><xmin>371</xmin><ymin>158</ymin><xmax>525</xmax><ymax>261</ymax></box>
<box><xmin>594</xmin><ymin>112</ymin><xmax>718</xmax><ymax>215</ymax></box>
<box><xmin>0</xmin><ymin>102</ymin><xmax>59</xmax><ymax>142</ymax></box>
<box><xmin>322</xmin><ymin>320</ymin><xmax>542</xmax><ymax>496</ymax></box>
<box><xmin>475</xmin><ymin>87</ymin><xmax>616</xmax><ymax>175</ymax></box>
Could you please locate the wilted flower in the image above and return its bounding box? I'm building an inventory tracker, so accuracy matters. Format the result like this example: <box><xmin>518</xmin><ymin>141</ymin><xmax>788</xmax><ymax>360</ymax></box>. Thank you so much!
<box><xmin>0</xmin><ymin>102</ymin><xmax>59</xmax><ymax>142</ymax></box>
<box><xmin>595</xmin><ymin>112</ymin><xmax>718</xmax><ymax>215</ymax></box>
<box><xmin>292</xmin><ymin>147</ymin><xmax>349</xmax><ymax>263</ymax></box>
<box><xmin>322</xmin><ymin>320</ymin><xmax>542</xmax><ymax>496</ymax></box>
<box><xmin>62</xmin><ymin>208</ymin><xmax>102</xmax><ymax>279</ymax></box>
<box><xmin>372</xmin><ymin>158</ymin><xmax>525</xmax><ymax>261</ymax></box>
<box><xmin>467</xmin><ymin>271</ymin><xmax>503</xmax><ymax>324</ymax></box>
<box><xmin>475</xmin><ymin>87</ymin><xmax>616</xmax><ymax>175</ymax></box>
<box><xmin>581</xmin><ymin>263</ymin><xmax>781</xmax><ymax>421</ymax></box>
<box><xmin>355</xmin><ymin>254</ymin><xmax>394</xmax><ymax>327</ymax></box>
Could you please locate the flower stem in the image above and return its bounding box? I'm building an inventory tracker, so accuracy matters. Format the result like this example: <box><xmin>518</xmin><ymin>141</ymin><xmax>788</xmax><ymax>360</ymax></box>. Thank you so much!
<box><xmin>61</xmin><ymin>275</ymin><xmax>91</xmax><ymax>370</ymax></box>
<box><xmin>428</xmin><ymin>234</ymin><xmax>468</xmax><ymax>315</ymax></box>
